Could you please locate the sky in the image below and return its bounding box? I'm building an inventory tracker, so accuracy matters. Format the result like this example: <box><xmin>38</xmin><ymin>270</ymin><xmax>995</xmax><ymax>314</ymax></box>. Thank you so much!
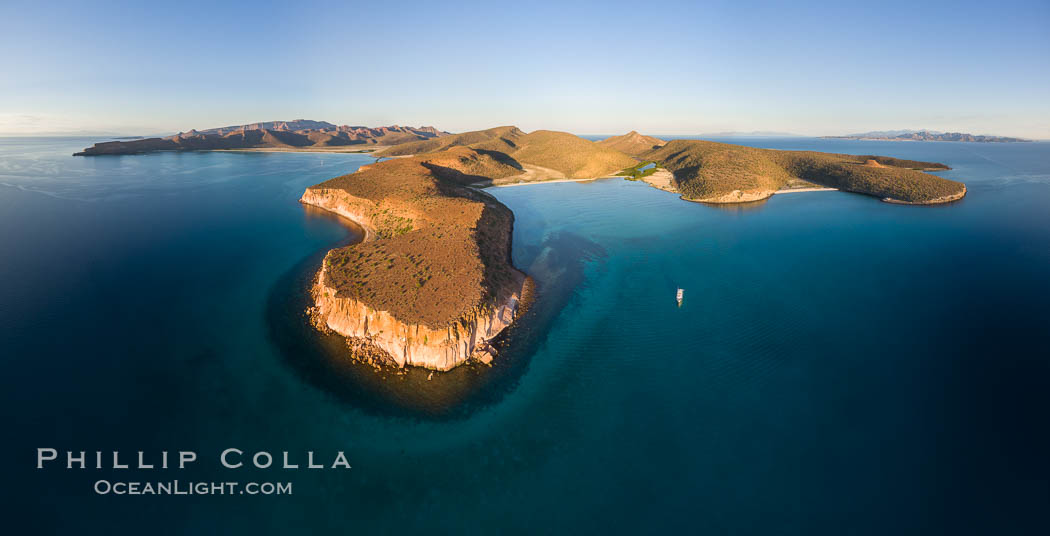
<box><xmin>1</xmin><ymin>0</ymin><xmax>1048</xmax><ymax>138</ymax></box>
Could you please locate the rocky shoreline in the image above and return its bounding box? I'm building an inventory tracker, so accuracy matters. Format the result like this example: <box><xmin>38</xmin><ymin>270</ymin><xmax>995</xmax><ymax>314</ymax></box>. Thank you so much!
<box><xmin>308</xmin><ymin>254</ymin><xmax>529</xmax><ymax>371</ymax></box>
<box><xmin>882</xmin><ymin>185</ymin><xmax>968</xmax><ymax>205</ymax></box>
<box><xmin>300</xmin><ymin>180</ymin><xmax>531</xmax><ymax>372</ymax></box>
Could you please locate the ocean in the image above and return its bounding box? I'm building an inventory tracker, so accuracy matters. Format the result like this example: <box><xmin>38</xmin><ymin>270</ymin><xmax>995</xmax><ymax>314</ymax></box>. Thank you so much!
<box><xmin>1</xmin><ymin>137</ymin><xmax>1047</xmax><ymax>533</ymax></box>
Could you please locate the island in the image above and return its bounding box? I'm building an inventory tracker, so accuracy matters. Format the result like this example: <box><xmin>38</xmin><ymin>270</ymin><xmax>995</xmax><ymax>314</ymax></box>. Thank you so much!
<box><xmin>74</xmin><ymin>122</ymin><xmax>968</xmax><ymax>370</ymax></box>
<box><xmin>824</xmin><ymin>129</ymin><xmax>1030</xmax><ymax>143</ymax></box>
<box><xmin>72</xmin><ymin>120</ymin><xmax>446</xmax><ymax>156</ymax></box>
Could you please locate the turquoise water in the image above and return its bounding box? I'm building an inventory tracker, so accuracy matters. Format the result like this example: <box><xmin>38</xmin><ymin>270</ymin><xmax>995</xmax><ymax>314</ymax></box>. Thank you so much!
<box><xmin>2</xmin><ymin>137</ymin><xmax>1048</xmax><ymax>533</ymax></box>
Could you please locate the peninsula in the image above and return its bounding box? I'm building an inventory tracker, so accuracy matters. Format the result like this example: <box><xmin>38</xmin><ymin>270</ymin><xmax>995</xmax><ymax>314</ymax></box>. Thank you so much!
<box><xmin>74</xmin><ymin>122</ymin><xmax>967</xmax><ymax>370</ymax></box>
<box><xmin>72</xmin><ymin>120</ymin><xmax>446</xmax><ymax>156</ymax></box>
<box><xmin>300</xmin><ymin>127</ymin><xmax>965</xmax><ymax>370</ymax></box>
<box><xmin>642</xmin><ymin>140</ymin><xmax>965</xmax><ymax>204</ymax></box>
<box><xmin>824</xmin><ymin>129</ymin><xmax>1030</xmax><ymax>143</ymax></box>
<box><xmin>301</xmin><ymin>128</ymin><xmax>632</xmax><ymax>370</ymax></box>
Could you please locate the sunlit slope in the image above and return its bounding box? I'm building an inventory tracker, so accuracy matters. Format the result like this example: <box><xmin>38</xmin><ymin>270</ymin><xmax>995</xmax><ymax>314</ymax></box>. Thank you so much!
<box><xmin>306</xmin><ymin>146</ymin><xmax>523</xmax><ymax>327</ymax></box>
<box><xmin>508</xmin><ymin>130</ymin><xmax>636</xmax><ymax>179</ymax></box>
<box><xmin>644</xmin><ymin>140</ymin><xmax>965</xmax><ymax>204</ymax></box>
<box><xmin>597</xmin><ymin>131</ymin><xmax>666</xmax><ymax>157</ymax></box>
<box><xmin>376</xmin><ymin>126</ymin><xmax>525</xmax><ymax>157</ymax></box>
<box><xmin>380</xmin><ymin>127</ymin><xmax>637</xmax><ymax>179</ymax></box>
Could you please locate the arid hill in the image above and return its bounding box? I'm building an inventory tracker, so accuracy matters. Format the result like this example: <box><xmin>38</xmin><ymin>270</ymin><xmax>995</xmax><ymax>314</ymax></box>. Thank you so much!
<box><xmin>308</xmin><ymin>148</ymin><xmax>522</xmax><ymax>327</ymax></box>
<box><xmin>643</xmin><ymin>140</ymin><xmax>965</xmax><ymax>204</ymax></box>
<box><xmin>379</xmin><ymin>126</ymin><xmax>637</xmax><ymax>180</ymax></box>
<box><xmin>73</xmin><ymin>121</ymin><xmax>446</xmax><ymax>156</ymax></box>
<box><xmin>301</xmin><ymin>128</ymin><xmax>642</xmax><ymax>369</ymax></box>
<box><xmin>376</xmin><ymin>126</ymin><xmax>525</xmax><ymax>157</ymax></box>
<box><xmin>597</xmin><ymin>131</ymin><xmax>666</xmax><ymax>157</ymax></box>
<box><xmin>301</xmin><ymin>147</ymin><xmax>531</xmax><ymax>370</ymax></box>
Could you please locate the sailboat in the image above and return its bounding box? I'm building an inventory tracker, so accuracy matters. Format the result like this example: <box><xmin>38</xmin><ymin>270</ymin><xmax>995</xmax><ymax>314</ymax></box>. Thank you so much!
<box><xmin>676</xmin><ymin>287</ymin><xmax>684</xmax><ymax>306</ymax></box>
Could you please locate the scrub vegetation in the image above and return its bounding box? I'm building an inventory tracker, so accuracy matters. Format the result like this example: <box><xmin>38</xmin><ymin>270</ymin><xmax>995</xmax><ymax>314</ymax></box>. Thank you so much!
<box><xmin>311</xmin><ymin>129</ymin><xmax>965</xmax><ymax>327</ymax></box>
<box><xmin>643</xmin><ymin>140</ymin><xmax>964</xmax><ymax>203</ymax></box>
<box><xmin>378</xmin><ymin>127</ymin><xmax>636</xmax><ymax>179</ymax></box>
<box><xmin>617</xmin><ymin>161</ymin><xmax>660</xmax><ymax>181</ymax></box>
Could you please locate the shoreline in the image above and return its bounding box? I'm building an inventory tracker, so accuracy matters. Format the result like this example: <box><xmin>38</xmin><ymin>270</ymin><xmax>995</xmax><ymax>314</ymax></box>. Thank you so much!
<box><xmin>74</xmin><ymin>146</ymin><xmax>386</xmax><ymax>157</ymax></box>
<box><xmin>299</xmin><ymin>163</ymin><xmax>530</xmax><ymax>371</ymax></box>
<box><xmin>482</xmin><ymin>176</ymin><xmax>615</xmax><ymax>188</ymax></box>
<box><xmin>882</xmin><ymin>185</ymin><xmax>968</xmax><ymax>205</ymax></box>
<box><xmin>774</xmin><ymin>187</ymin><xmax>838</xmax><ymax>194</ymax></box>
<box><xmin>212</xmin><ymin>146</ymin><xmax>382</xmax><ymax>154</ymax></box>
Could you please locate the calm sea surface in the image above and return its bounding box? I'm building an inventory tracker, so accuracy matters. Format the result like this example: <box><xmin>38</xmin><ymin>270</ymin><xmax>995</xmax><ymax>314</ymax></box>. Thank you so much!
<box><xmin>1</xmin><ymin>137</ymin><xmax>1047</xmax><ymax>534</ymax></box>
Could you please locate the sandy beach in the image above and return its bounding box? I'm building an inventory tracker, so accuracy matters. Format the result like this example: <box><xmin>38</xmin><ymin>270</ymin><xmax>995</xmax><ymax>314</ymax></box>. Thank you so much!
<box><xmin>642</xmin><ymin>169</ymin><xmax>677</xmax><ymax>192</ymax></box>
<box><xmin>774</xmin><ymin>187</ymin><xmax>838</xmax><ymax>194</ymax></box>
<box><xmin>486</xmin><ymin>176</ymin><xmax>614</xmax><ymax>188</ymax></box>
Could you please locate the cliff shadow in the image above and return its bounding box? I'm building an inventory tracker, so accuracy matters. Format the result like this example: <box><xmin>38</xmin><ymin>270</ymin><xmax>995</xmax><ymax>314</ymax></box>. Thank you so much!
<box><xmin>266</xmin><ymin>214</ymin><xmax>603</xmax><ymax>420</ymax></box>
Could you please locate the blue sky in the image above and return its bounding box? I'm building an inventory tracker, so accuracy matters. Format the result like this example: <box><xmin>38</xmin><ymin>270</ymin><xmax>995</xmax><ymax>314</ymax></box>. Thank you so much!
<box><xmin>1</xmin><ymin>0</ymin><xmax>1047</xmax><ymax>137</ymax></box>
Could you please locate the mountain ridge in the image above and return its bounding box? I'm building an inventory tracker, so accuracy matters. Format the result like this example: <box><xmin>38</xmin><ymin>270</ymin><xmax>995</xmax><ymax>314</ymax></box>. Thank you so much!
<box><xmin>596</xmin><ymin>131</ymin><xmax>666</xmax><ymax>157</ymax></box>
<box><xmin>825</xmin><ymin>129</ymin><xmax>1029</xmax><ymax>143</ymax></box>
<box><xmin>73</xmin><ymin>120</ymin><xmax>447</xmax><ymax>155</ymax></box>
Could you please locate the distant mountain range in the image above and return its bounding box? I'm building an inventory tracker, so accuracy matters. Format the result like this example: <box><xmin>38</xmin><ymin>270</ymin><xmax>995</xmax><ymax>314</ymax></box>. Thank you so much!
<box><xmin>74</xmin><ymin>120</ymin><xmax>447</xmax><ymax>156</ymax></box>
<box><xmin>825</xmin><ymin>129</ymin><xmax>1030</xmax><ymax>143</ymax></box>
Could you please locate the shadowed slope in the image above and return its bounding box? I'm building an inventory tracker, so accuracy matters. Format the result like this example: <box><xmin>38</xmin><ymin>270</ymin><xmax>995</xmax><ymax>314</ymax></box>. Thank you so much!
<box><xmin>377</xmin><ymin>126</ymin><xmax>525</xmax><ymax>157</ymax></box>
<box><xmin>381</xmin><ymin>127</ymin><xmax>637</xmax><ymax>180</ymax></box>
<box><xmin>509</xmin><ymin>130</ymin><xmax>637</xmax><ymax>179</ymax></box>
<box><xmin>770</xmin><ymin>150</ymin><xmax>964</xmax><ymax>203</ymax></box>
<box><xmin>644</xmin><ymin>140</ymin><xmax>794</xmax><ymax>202</ymax></box>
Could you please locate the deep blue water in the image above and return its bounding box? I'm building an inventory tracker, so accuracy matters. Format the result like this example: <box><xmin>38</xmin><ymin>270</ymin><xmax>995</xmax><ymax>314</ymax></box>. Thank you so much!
<box><xmin>1</xmin><ymin>137</ymin><xmax>1048</xmax><ymax>534</ymax></box>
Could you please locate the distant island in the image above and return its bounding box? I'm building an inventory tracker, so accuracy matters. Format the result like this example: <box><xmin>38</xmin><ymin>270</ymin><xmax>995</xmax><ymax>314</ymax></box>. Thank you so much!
<box><xmin>75</xmin><ymin>121</ymin><xmax>967</xmax><ymax>371</ymax></box>
<box><xmin>72</xmin><ymin>120</ymin><xmax>446</xmax><ymax>156</ymax></box>
<box><xmin>824</xmin><ymin>129</ymin><xmax>1030</xmax><ymax>143</ymax></box>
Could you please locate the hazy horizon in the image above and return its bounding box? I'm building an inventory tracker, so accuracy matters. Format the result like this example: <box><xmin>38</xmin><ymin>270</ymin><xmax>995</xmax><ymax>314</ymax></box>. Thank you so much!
<box><xmin>2</xmin><ymin>0</ymin><xmax>1047</xmax><ymax>139</ymax></box>
<box><xmin>1</xmin><ymin>123</ymin><xmax>1043</xmax><ymax>141</ymax></box>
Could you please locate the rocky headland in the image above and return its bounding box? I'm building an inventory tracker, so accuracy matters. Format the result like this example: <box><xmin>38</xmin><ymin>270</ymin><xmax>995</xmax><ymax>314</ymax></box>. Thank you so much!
<box><xmin>73</xmin><ymin>120</ymin><xmax>446</xmax><ymax>156</ymax></box>
<box><xmin>301</xmin><ymin>131</ymin><xmax>632</xmax><ymax>370</ymax></box>
<box><xmin>641</xmin><ymin>139</ymin><xmax>965</xmax><ymax>205</ymax></box>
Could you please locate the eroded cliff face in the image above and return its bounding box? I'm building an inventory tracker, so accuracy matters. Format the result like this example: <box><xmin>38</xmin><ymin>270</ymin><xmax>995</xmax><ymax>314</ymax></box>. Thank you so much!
<box><xmin>299</xmin><ymin>188</ymin><xmax>379</xmax><ymax>240</ymax></box>
<box><xmin>311</xmin><ymin>259</ymin><xmax>527</xmax><ymax>371</ymax></box>
<box><xmin>882</xmin><ymin>185</ymin><xmax>967</xmax><ymax>205</ymax></box>
<box><xmin>301</xmin><ymin>185</ymin><xmax>529</xmax><ymax>371</ymax></box>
